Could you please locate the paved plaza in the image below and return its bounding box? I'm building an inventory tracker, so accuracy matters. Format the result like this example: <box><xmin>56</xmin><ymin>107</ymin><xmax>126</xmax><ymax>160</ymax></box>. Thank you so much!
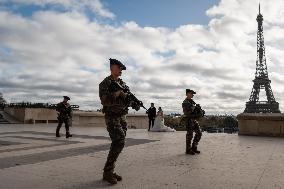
<box><xmin>0</xmin><ymin>124</ymin><xmax>284</xmax><ymax>189</ymax></box>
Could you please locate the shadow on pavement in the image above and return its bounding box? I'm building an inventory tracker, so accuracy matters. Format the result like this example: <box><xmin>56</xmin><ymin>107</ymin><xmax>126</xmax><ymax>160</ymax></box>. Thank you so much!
<box><xmin>66</xmin><ymin>179</ymin><xmax>118</xmax><ymax>189</ymax></box>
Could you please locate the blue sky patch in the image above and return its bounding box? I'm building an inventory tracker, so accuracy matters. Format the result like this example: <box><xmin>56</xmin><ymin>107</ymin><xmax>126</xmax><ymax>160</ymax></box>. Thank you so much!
<box><xmin>0</xmin><ymin>0</ymin><xmax>220</xmax><ymax>27</ymax></box>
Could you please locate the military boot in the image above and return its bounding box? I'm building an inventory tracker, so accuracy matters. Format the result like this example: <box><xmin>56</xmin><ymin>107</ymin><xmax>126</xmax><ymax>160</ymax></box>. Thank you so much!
<box><xmin>56</xmin><ymin>128</ymin><xmax>60</xmax><ymax>137</ymax></box>
<box><xmin>113</xmin><ymin>173</ymin><xmax>122</xmax><ymax>181</ymax></box>
<box><xmin>103</xmin><ymin>172</ymin><xmax>117</xmax><ymax>185</ymax></box>
<box><xmin>186</xmin><ymin>148</ymin><xmax>195</xmax><ymax>155</ymax></box>
<box><xmin>192</xmin><ymin>146</ymin><xmax>200</xmax><ymax>154</ymax></box>
<box><xmin>66</xmin><ymin>132</ymin><xmax>72</xmax><ymax>138</ymax></box>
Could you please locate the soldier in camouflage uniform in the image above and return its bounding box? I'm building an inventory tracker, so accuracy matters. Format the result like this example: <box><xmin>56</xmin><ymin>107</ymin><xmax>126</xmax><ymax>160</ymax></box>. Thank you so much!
<box><xmin>99</xmin><ymin>58</ymin><xmax>132</xmax><ymax>185</ymax></box>
<box><xmin>182</xmin><ymin>89</ymin><xmax>202</xmax><ymax>155</ymax></box>
<box><xmin>56</xmin><ymin>96</ymin><xmax>73</xmax><ymax>138</ymax></box>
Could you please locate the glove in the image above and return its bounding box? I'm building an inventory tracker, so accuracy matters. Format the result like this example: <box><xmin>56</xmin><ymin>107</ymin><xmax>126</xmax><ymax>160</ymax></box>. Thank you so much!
<box><xmin>114</xmin><ymin>90</ymin><xmax>127</xmax><ymax>98</ymax></box>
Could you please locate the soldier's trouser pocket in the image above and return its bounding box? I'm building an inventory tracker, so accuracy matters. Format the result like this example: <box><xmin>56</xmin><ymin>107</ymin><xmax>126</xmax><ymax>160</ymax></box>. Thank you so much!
<box><xmin>186</xmin><ymin>120</ymin><xmax>202</xmax><ymax>145</ymax></box>
<box><xmin>105</xmin><ymin>116</ymin><xmax>126</xmax><ymax>141</ymax></box>
<box><xmin>104</xmin><ymin>116</ymin><xmax>126</xmax><ymax>172</ymax></box>
<box><xmin>107</xmin><ymin>126</ymin><xmax>125</xmax><ymax>142</ymax></box>
<box><xmin>192</xmin><ymin>120</ymin><xmax>202</xmax><ymax>145</ymax></box>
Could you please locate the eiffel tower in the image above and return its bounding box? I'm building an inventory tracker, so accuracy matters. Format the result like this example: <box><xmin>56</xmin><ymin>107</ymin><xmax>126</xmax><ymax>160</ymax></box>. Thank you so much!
<box><xmin>244</xmin><ymin>4</ymin><xmax>281</xmax><ymax>113</ymax></box>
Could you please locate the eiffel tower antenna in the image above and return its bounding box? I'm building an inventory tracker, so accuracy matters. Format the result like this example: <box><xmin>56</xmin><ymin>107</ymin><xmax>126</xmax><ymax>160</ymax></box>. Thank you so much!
<box><xmin>244</xmin><ymin>4</ymin><xmax>281</xmax><ymax>113</ymax></box>
<box><xmin>259</xmin><ymin>3</ymin><xmax>260</xmax><ymax>14</ymax></box>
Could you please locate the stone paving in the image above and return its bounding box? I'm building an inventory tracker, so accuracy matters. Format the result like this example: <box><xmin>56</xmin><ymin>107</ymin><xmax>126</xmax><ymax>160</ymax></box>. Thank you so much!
<box><xmin>0</xmin><ymin>124</ymin><xmax>284</xmax><ymax>189</ymax></box>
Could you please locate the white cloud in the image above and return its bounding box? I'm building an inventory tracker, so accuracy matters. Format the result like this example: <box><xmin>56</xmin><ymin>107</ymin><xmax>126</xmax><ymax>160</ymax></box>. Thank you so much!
<box><xmin>0</xmin><ymin>0</ymin><xmax>284</xmax><ymax>115</ymax></box>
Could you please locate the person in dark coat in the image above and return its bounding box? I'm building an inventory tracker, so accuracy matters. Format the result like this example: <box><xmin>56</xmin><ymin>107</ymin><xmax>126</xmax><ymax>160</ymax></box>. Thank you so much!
<box><xmin>56</xmin><ymin>96</ymin><xmax>73</xmax><ymax>138</ymax></box>
<box><xmin>146</xmin><ymin>103</ymin><xmax>156</xmax><ymax>131</ymax></box>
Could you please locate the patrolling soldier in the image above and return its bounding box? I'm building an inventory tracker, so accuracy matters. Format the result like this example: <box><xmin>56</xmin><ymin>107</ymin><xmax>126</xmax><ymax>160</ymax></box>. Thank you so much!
<box><xmin>99</xmin><ymin>58</ymin><xmax>142</xmax><ymax>185</ymax></box>
<box><xmin>182</xmin><ymin>89</ymin><xmax>203</xmax><ymax>155</ymax></box>
<box><xmin>56</xmin><ymin>96</ymin><xmax>73</xmax><ymax>138</ymax></box>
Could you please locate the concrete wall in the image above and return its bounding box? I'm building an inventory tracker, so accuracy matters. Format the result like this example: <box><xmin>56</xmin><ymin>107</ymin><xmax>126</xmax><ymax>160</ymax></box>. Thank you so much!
<box><xmin>237</xmin><ymin>113</ymin><xmax>284</xmax><ymax>137</ymax></box>
<box><xmin>4</xmin><ymin>107</ymin><xmax>148</xmax><ymax>129</ymax></box>
<box><xmin>72</xmin><ymin>112</ymin><xmax>105</xmax><ymax>127</ymax></box>
<box><xmin>73</xmin><ymin>111</ymin><xmax>148</xmax><ymax>129</ymax></box>
<box><xmin>4</xmin><ymin>107</ymin><xmax>26</xmax><ymax>122</ymax></box>
<box><xmin>4</xmin><ymin>107</ymin><xmax>57</xmax><ymax>123</ymax></box>
<box><xmin>127</xmin><ymin>115</ymin><xmax>148</xmax><ymax>129</ymax></box>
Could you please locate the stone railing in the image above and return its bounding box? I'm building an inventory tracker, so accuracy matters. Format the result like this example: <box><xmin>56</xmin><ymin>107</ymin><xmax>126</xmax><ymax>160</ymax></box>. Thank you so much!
<box><xmin>4</xmin><ymin>107</ymin><xmax>148</xmax><ymax>129</ymax></box>
<box><xmin>237</xmin><ymin>113</ymin><xmax>284</xmax><ymax>137</ymax></box>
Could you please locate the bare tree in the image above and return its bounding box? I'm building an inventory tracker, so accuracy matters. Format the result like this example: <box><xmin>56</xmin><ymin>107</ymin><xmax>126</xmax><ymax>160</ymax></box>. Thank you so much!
<box><xmin>0</xmin><ymin>93</ymin><xmax>6</xmax><ymax>104</ymax></box>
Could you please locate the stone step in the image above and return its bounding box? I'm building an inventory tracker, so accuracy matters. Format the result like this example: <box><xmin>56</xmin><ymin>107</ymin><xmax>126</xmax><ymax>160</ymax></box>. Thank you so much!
<box><xmin>0</xmin><ymin>112</ymin><xmax>9</xmax><ymax>123</ymax></box>
<box><xmin>0</xmin><ymin>119</ymin><xmax>9</xmax><ymax>124</ymax></box>
<box><xmin>0</xmin><ymin>111</ymin><xmax>21</xmax><ymax>124</ymax></box>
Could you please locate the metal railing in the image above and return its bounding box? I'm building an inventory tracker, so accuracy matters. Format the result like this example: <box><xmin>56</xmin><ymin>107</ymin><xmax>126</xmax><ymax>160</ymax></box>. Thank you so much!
<box><xmin>4</xmin><ymin>102</ymin><xmax>79</xmax><ymax>110</ymax></box>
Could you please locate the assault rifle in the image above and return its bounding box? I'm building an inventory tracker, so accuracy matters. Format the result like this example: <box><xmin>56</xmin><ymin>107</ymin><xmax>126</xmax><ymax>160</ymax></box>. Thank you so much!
<box><xmin>109</xmin><ymin>80</ymin><xmax>147</xmax><ymax>111</ymax></box>
<box><xmin>180</xmin><ymin>104</ymin><xmax>205</xmax><ymax>126</ymax></box>
<box><xmin>193</xmin><ymin>104</ymin><xmax>205</xmax><ymax>118</ymax></box>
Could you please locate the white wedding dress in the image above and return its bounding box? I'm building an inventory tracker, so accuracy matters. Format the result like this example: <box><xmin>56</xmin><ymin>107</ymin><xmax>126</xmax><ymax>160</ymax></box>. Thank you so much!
<box><xmin>150</xmin><ymin>111</ymin><xmax>176</xmax><ymax>132</ymax></box>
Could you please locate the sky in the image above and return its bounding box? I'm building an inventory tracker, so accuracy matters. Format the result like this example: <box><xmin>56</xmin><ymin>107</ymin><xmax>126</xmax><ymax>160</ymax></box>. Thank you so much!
<box><xmin>0</xmin><ymin>0</ymin><xmax>284</xmax><ymax>115</ymax></box>
<box><xmin>106</xmin><ymin>0</ymin><xmax>219</xmax><ymax>27</ymax></box>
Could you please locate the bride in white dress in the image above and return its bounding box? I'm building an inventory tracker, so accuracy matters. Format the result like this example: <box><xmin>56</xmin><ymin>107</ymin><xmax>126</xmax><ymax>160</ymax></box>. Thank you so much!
<box><xmin>150</xmin><ymin>107</ymin><xmax>176</xmax><ymax>132</ymax></box>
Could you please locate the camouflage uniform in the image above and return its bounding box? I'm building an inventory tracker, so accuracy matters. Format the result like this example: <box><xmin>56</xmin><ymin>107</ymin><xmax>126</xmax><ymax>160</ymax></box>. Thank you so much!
<box><xmin>56</xmin><ymin>102</ymin><xmax>72</xmax><ymax>136</ymax></box>
<box><xmin>182</xmin><ymin>98</ymin><xmax>202</xmax><ymax>153</ymax></box>
<box><xmin>99</xmin><ymin>75</ymin><xmax>128</xmax><ymax>174</ymax></box>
